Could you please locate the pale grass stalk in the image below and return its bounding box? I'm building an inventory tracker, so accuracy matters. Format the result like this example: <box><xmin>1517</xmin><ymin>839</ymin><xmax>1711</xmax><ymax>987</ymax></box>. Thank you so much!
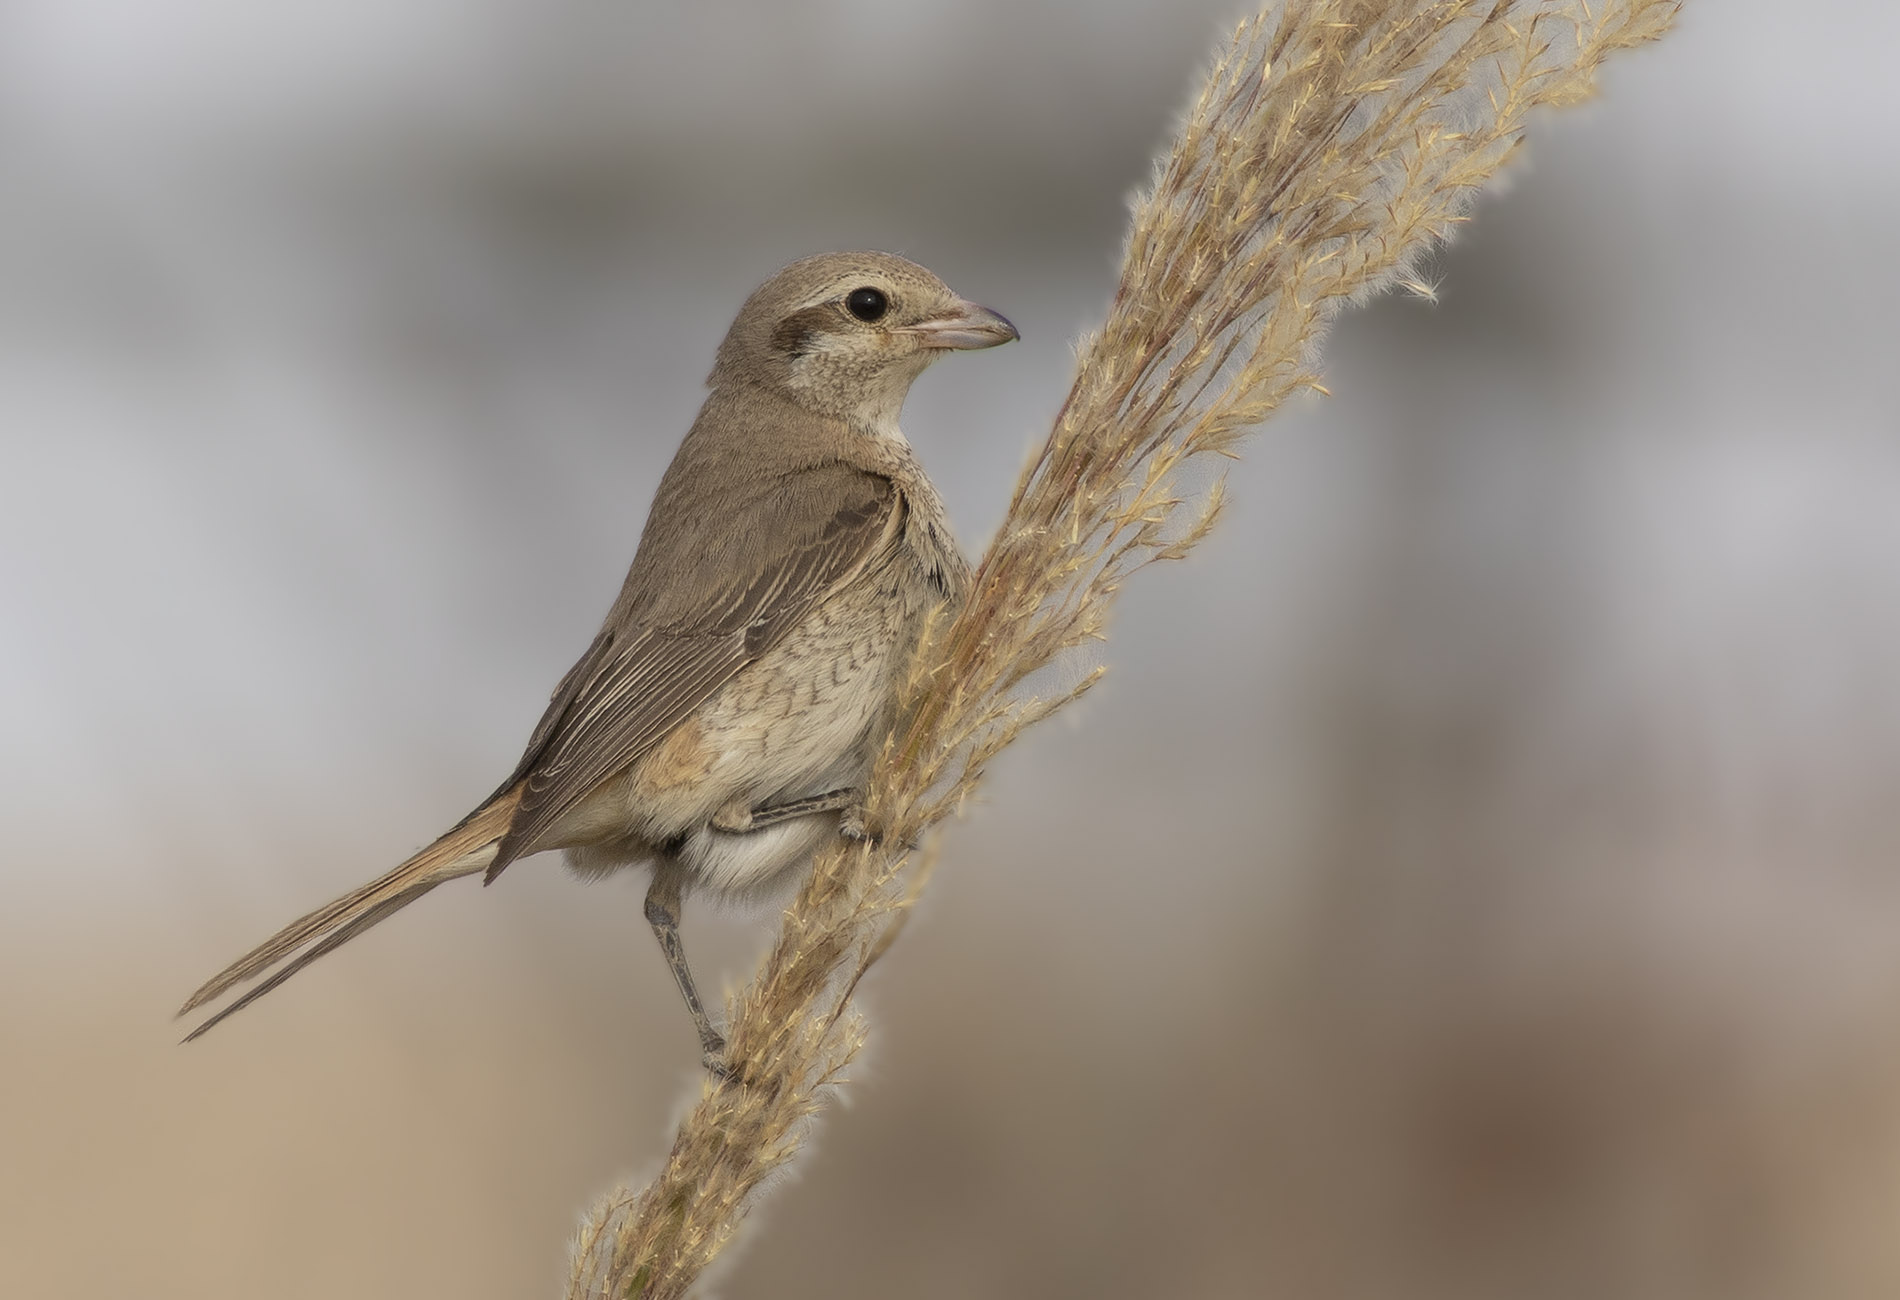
<box><xmin>566</xmin><ymin>2</ymin><xmax>1680</xmax><ymax>1295</ymax></box>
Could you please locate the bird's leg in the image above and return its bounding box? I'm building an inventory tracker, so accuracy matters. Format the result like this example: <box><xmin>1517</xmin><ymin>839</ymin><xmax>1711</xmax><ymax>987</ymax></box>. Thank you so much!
<box><xmin>643</xmin><ymin>865</ymin><xmax>728</xmax><ymax>1076</ymax></box>
<box><xmin>713</xmin><ymin>790</ymin><xmax>919</xmax><ymax>850</ymax></box>
<box><xmin>710</xmin><ymin>787</ymin><xmax>861</xmax><ymax>834</ymax></box>
<box><xmin>708</xmin><ymin>789</ymin><xmax>917</xmax><ymax>851</ymax></box>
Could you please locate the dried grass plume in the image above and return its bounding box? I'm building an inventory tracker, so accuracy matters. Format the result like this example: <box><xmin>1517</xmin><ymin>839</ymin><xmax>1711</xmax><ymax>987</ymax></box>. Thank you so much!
<box><xmin>568</xmin><ymin>2</ymin><xmax>1680</xmax><ymax>1295</ymax></box>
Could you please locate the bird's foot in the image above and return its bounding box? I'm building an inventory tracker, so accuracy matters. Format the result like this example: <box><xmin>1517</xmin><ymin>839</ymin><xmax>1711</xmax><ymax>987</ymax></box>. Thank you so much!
<box><xmin>699</xmin><ymin>1031</ymin><xmax>734</xmax><ymax>1082</ymax></box>
<box><xmin>839</xmin><ymin>806</ymin><xmax>920</xmax><ymax>852</ymax></box>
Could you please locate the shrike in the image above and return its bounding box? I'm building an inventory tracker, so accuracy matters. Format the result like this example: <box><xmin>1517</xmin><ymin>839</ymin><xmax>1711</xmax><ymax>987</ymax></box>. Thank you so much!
<box><xmin>180</xmin><ymin>251</ymin><xmax>1017</xmax><ymax>1072</ymax></box>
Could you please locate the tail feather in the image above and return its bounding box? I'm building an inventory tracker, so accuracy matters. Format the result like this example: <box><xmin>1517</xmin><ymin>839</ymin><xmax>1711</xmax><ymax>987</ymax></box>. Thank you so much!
<box><xmin>178</xmin><ymin>783</ymin><xmax>525</xmax><ymax>1039</ymax></box>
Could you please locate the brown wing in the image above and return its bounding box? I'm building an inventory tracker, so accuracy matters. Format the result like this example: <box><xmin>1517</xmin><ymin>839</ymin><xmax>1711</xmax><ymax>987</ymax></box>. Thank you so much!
<box><xmin>485</xmin><ymin>463</ymin><xmax>900</xmax><ymax>878</ymax></box>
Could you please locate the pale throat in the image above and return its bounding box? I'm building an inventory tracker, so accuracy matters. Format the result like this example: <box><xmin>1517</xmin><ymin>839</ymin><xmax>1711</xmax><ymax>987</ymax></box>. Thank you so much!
<box><xmin>856</xmin><ymin>405</ymin><xmax>913</xmax><ymax>449</ymax></box>
<box><xmin>862</xmin><ymin>355</ymin><xmax>937</xmax><ymax>443</ymax></box>
<box><xmin>789</xmin><ymin>350</ymin><xmax>931</xmax><ymax>444</ymax></box>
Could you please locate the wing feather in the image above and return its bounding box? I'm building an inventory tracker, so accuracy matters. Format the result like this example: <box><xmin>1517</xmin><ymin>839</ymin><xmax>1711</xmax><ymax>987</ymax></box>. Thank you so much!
<box><xmin>487</xmin><ymin>464</ymin><xmax>900</xmax><ymax>876</ymax></box>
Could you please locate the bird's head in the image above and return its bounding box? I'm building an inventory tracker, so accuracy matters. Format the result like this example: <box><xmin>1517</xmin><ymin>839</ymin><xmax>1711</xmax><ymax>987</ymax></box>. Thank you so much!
<box><xmin>709</xmin><ymin>251</ymin><xmax>1018</xmax><ymax>430</ymax></box>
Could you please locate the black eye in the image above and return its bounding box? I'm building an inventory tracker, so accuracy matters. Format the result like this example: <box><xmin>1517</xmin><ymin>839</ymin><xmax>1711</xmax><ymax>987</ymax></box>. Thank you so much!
<box><xmin>845</xmin><ymin>287</ymin><xmax>888</xmax><ymax>323</ymax></box>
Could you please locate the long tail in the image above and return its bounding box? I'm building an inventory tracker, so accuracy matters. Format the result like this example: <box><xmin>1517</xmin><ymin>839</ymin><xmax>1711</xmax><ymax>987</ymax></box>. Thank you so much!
<box><xmin>178</xmin><ymin>783</ymin><xmax>525</xmax><ymax>1042</ymax></box>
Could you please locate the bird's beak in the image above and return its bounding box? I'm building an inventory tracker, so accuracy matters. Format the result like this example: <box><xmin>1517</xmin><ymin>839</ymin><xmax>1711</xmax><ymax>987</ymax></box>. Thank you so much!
<box><xmin>899</xmin><ymin>301</ymin><xmax>1020</xmax><ymax>350</ymax></box>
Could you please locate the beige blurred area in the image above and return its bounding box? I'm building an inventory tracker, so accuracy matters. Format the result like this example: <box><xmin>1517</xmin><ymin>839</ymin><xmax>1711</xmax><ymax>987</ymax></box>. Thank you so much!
<box><xmin>6</xmin><ymin>2</ymin><xmax>1900</xmax><ymax>1297</ymax></box>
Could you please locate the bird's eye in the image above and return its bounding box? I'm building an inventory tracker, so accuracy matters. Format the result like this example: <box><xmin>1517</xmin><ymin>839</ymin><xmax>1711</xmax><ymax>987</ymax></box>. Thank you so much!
<box><xmin>845</xmin><ymin>287</ymin><xmax>889</xmax><ymax>323</ymax></box>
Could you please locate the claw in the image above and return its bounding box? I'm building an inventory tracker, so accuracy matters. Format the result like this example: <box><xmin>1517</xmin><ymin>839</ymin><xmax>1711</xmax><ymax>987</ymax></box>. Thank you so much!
<box><xmin>700</xmin><ymin>1034</ymin><xmax>735</xmax><ymax>1082</ymax></box>
<box><xmin>839</xmin><ymin>808</ymin><xmax>920</xmax><ymax>852</ymax></box>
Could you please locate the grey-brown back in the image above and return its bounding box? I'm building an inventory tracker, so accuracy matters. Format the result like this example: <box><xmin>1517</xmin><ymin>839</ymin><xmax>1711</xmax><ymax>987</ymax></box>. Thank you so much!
<box><xmin>488</xmin><ymin>382</ymin><xmax>924</xmax><ymax>875</ymax></box>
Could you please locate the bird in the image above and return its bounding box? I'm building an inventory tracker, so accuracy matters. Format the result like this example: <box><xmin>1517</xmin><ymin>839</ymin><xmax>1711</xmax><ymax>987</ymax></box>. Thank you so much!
<box><xmin>178</xmin><ymin>250</ymin><xmax>1017</xmax><ymax>1071</ymax></box>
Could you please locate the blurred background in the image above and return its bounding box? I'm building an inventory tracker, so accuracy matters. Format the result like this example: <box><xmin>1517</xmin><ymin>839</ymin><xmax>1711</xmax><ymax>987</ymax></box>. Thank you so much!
<box><xmin>4</xmin><ymin>2</ymin><xmax>1898</xmax><ymax>1297</ymax></box>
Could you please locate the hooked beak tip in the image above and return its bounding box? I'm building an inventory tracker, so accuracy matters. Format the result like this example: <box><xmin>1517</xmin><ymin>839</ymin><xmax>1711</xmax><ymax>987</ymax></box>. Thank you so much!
<box><xmin>903</xmin><ymin>301</ymin><xmax>1019</xmax><ymax>350</ymax></box>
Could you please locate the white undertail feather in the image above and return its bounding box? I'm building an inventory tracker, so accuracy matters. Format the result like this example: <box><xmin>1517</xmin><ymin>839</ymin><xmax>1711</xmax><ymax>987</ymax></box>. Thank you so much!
<box><xmin>178</xmin><ymin>783</ymin><xmax>525</xmax><ymax>1041</ymax></box>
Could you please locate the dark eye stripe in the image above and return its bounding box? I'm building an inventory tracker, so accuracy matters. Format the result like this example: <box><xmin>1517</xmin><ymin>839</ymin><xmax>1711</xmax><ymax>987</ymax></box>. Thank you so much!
<box><xmin>770</xmin><ymin>305</ymin><xmax>835</xmax><ymax>356</ymax></box>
